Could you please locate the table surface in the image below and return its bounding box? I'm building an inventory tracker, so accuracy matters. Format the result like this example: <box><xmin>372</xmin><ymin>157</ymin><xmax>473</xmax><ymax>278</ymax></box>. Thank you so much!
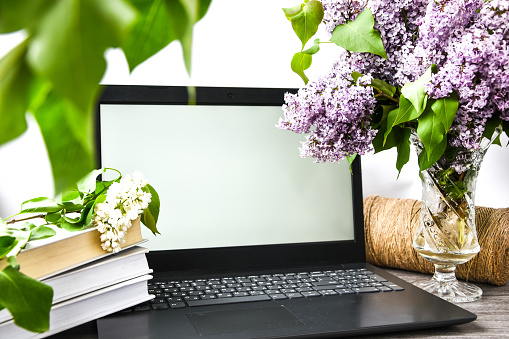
<box><xmin>48</xmin><ymin>268</ymin><xmax>509</xmax><ymax>338</ymax></box>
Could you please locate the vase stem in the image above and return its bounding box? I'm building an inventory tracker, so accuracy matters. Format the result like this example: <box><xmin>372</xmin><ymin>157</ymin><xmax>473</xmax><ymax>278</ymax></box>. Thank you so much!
<box><xmin>433</xmin><ymin>264</ymin><xmax>457</xmax><ymax>283</ymax></box>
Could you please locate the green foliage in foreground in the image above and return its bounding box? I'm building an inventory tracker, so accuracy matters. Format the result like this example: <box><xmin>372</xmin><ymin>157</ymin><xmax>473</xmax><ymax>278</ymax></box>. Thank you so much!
<box><xmin>0</xmin><ymin>0</ymin><xmax>212</xmax><ymax>193</ymax></box>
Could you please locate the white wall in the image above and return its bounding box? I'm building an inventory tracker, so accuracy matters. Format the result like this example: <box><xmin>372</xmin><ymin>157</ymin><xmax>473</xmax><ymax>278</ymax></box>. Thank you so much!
<box><xmin>1</xmin><ymin>0</ymin><xmax>508</xmax><ymax>218</ymax></box>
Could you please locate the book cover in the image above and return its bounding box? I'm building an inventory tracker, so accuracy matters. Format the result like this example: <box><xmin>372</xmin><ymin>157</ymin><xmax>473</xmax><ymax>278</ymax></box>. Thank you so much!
<box><xmin>0</xmin><ymin>246</ymin><xmax>152</xmax><ymax>324</ymax></box>
<box><xmin>0</xmin><ymin>275</ymin><xmax>153</xmax><ymax>339</ymax></box>
<box><xmin>0</xmin><ymin>218</ymin><xmax>144</xmax><ymax>280</ymax></box>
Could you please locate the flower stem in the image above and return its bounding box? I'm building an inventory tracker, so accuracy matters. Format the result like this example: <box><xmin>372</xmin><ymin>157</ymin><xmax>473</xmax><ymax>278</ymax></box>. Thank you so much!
<box><xmin>375</xmin><ymin>91</ymin><xmax>399</xmax><ymax>103</ymax></box>
<box><xmin>6</xmin><ymin>214</ymin><xmax>46</xmax><ymax>224</ymax></box>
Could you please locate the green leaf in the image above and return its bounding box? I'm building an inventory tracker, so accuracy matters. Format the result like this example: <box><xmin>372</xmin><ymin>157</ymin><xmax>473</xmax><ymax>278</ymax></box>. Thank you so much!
<box><xmin>351</xmin><ymin>71</ymin><xmax>363</xmax><ymax>83</ymax></box>
<box><xmin>26</xmin><ymin>0</ymin><xmax>137</xmax><ymax>112</ymax></box>
<box><xmin>86</xmin><ymin>195</ymin><xmax>106</xmax><ymax>227</ymax></box>
<box><xmin>0</xmin><ymin>236</ymin><xmax>18</xmax><ymax>258</ymax></box>
<box><xmin>283</xmin><ymin>0</ymin><xmax>324</xmax><ymax>49</ymax></box>
<box><xmin>346</xmin><ymin>154</ymin><xmax>357</xmax><ymax>174</ymax></box>
<box><xmin>32</xmin><ymin>90</ymin><xmax>96</xmax><ymax>193</ymax></box>
<box><xmin>124</xmin><ymin>0</ymin><xmax>212</xmax><ymax>75</ymax></box>
<box><xmin>141</xmin><ymin>184</ymin><xmax>160</xmax><ymax>235</ymax></box>
<box><xmin>0</xmin><ymin>39</ymin><xmax>31</xmax><ymax>146</ymax></box>
<box><xmin>2</xmin><ymin>227</ymin><xmax>31</xmax><ymax>259</ymax></box>
<box><xmin>330</xmin><ymin>8</ymin><xmax>387</xmax><ymax>59</ymax></box>
<box><xmin>383</xmin><ymin>94</ymin><xmax>421</xmax><ymax>144</ymax></box>
<box><xmin>20</xmin><ymin>197</ymin><xmax>62</xmax><ymax>214</ymax></box>
<box><xmin>371</xmin><ymin>78</ymin><xmax>397</xmax><ymax>97</ymax></box>
<box><xmin>61</xmin><ymin>201</ymin><xmax>85</xmax><ymax>213</ymax></box>
<box><xmin>7</xmin><ymin>256</ymin><xmax>19</xmax><ymax>270</ymax></box>
<box><xmin>302</xmin><ymin>39</ymin><xmax>321</xmax><ymax>55</ymax></box>
<box><xmin>483</xmin><ymin>116</ymin><xmax>503</xmax><ymax>146</ymax></box>
<box><xmin>373</xmin><ymin>123</ymin><xmax>412</xmax><ymax>174</ymax></box>
<box><xmin>45</xmin><ymin>212</ymin><xmax>62</xmax><ymax>224</ymax></box>
<box><xmin>59</xmin><ymin>190</ymin><xmax>81</xmax><ymax>202</ymax></box>
<box><xmin>418</xmin><ymin>135</ymin><xmax>448</xmax><ymax>171</ymax></box>
<box><xmin>430</xmin><ymin>91</ymin><xmax>458</xmax><ymax>132</ymax></box>
<box><xmin>396</xmin><ymin>128</ymin><xmax>411</xmax><ymax>176</ymax></box>
<box><xmin>59</xmin><ymin>222</ymin><xmax>86</xmax><ymax>232</ymax></box>
<box><xmin>6</xmin><ymin>222</ymin><xmax>34</xmax><ymax>232</ymax></box>
<box><xmin>77</xmin><ymin>168</ymin><xmax>107</xmax><ymax>195</ymax></box>
<box><xmin>0</xmin><ymin>0</ymin><xmax>55</xmax><ymax>33</ymax></box>
<box><xmin>401</xmin><ymin>66</ymin><xmax>433</xmax><ymax>115</ymax></box>
<box><xmin>291</xmin><ymin>52</ymin><xmax>312</xmax><ymax>84</ymax></box>
<box><xmin>0</xmin><ymin>266</ymin><xmax>53</xmax><ymax>333</ymax></box>
<box><xmin>29</xmin><ymin>226</ymin><xmax>56</xmax><ymax>241</ymax></box>
<box><xmin>351</xmin><ymin>72</ymin><xmax>396</xmax><ymax>97</ymax></box>
<box><xmin>417</xmin><ymin>107</ymin><xmax>446</xmax><ymax>161</ymax></box>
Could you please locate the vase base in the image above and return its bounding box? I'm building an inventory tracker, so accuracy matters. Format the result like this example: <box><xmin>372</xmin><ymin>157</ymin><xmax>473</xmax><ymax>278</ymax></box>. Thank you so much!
<box><xmin>414</xmin><ymin>278</ymin><xmax>482</xmax><ymax>303</ymax></box>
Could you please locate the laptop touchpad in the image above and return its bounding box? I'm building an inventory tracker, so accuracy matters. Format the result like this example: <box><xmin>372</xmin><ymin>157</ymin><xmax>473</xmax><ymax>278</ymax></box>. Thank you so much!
<box><xmin>187</xmin><ymin>306</ymin><xmax>304</xmax><ymax>335</ymax></box>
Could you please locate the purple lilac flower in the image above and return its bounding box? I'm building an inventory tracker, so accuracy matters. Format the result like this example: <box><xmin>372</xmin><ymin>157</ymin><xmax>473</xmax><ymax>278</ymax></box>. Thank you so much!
<box><xmin>281</xmin><ymin>0</ymin><xmax>508</xmax><ymax>164</ymax></box>
<box><xmin>278</xmin><ymin>63</ymin><xmax>377</xmax><ymax>162</ymax></box>
<box><xmin>422</xmin><ymin>0</ymin><xmax>509</xmax><ymax>148</ymax></box>
<box><xmin>322</xmin><ymin>0</ymin><xmax>368</xmax><ymax>33</ymax></box>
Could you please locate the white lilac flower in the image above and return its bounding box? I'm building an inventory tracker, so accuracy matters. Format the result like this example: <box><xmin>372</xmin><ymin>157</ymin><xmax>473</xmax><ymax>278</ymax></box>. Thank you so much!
<box><xmin>93</xmin><ymin>172</ymin><xmax>152</xmax><ymax>253</ymax></box>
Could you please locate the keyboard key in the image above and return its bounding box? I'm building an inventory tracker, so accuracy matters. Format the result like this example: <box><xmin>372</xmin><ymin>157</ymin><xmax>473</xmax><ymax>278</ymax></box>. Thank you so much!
<box><xmin>353</xmin><ymin>287</ymin><xmax>380</xmax><ymax>293</ymax></box>
<box><xmin>233</xmin><ymin>291</ymin><xmax>250</xmax><ymax>297</ymax></box>
<box><xmin>134</xmin><ymin>303</ymin><xmax>151</xmax><ymax>312</ymax></box>
<box><xmin>184</xmin><ymin>296</ymin><xmax>201</xmax><ymax>301</ymax></box>
<box><xmin>187</xmin><ymin>294</ymin><xmax>271</xmax><ymax>307</ymax></box>
<box><xmin>301</xmin><ymin>291</ymin><xmax>321</xmax><ymax>297</ymax></box>
<box><xmin>149</xmin><ymin>298</ymin><xmax>166</xmax><ymax>304</ymax></box>
<box><xmin>369</xmin><ymin>274</ymin><xmax>388</xmax><ymax>282</ymax></box>
<box><xmin>151</xmin><ymin>303</ymin><xmax>169</xmax><ymax>310</ymax></box>
<box><xmin>269</xmin><ymin>294</ymin><xmax>287</xmax><ymax>300</ymax></box>
<box><xmin>318</xmin><ymin>290</ymin><xmax>338</xmax><ymax>296</ymax></box>
<box><xmin>313</xmin><ymin>280</ymin><xmax>342</xmax><ymax>286</ymax></box>
<box><xmin>151</xmin><ymin>269</ymin><xmax>403</xmax><ymax>310</ymax></box>
<box><xmin>382</xmin><ymin>283</ymin><xmax>404</xmax><ymax>291</ymax></box>
<box><xmin>169</xmin><ymin>302</ymin><xmax>186</xmax><ymax>309</ymax></box>
<box><xmin>313</xmin><ymin>285</ymin><xmax>346</xmax><ymax>291</ymax></box>
<box><xmin>200</xmin><ymin>294</ymin><xmax>217</xmax><ymax>300</ymax></box>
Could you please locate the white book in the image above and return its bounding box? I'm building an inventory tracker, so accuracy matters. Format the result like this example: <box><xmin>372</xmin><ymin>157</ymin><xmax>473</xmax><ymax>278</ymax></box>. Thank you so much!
<box><xmin>0</xmin><ymin>246</ymin><xmax>152</xmax><ymax>324</ymax></box>
<box><xmin>0</xmin><ymin>275</ymin><xmax>153</xmax><ymax>339</ymax></box>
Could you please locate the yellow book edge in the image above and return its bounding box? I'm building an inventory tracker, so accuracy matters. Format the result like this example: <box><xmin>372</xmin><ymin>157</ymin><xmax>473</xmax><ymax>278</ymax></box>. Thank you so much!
<box><xmin>0</xmin><ymin>218</ymin><xmax>145</xmax><ymax>280</ymax></box>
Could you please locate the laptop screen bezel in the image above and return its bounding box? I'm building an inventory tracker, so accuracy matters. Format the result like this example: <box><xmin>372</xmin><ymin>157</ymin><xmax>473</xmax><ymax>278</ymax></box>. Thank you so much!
<box><xmin>95</xmin><ymin>85</ymin><xmax>366</xmax><ymax>274</ymax></box>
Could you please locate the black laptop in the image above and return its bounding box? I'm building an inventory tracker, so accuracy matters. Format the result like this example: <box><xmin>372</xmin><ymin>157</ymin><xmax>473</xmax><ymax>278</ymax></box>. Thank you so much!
<box><xmin>95</xmin><ymin>85</ymin><xmax>475</xmax><ymax>338</ymax></box>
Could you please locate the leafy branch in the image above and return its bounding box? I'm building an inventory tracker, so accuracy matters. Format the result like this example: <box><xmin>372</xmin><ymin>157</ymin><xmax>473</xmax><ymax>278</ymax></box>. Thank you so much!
<box><xmin>283</xmin><ymin>1</ymin><xmax>387</xmax><ymax>84</ymax></box>
<box><xmin>0</xmin><ymin>168</ymin><xmax>160</xmax><ymax>333</ymax></box>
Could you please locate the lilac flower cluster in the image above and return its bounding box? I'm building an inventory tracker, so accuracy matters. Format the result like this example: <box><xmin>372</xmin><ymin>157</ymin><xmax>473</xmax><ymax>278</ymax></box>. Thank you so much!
<box><xmin>277</xmin><ymin>62</ymin><xmax>377</xmax><ymax>162</ymax></box>
<box><xmin>280</xmin><ymin>0</ymin><xmax>508</xmax><ymax>163</ymax></box>
<box><xmin>416</xmin><ymin>0</ymin><xmax>509</xmax><ymax>149</ymax></box>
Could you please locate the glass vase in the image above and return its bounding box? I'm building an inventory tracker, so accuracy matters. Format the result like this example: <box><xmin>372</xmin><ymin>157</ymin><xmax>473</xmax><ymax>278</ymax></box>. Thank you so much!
<box><xmin>410</xmin><ymin>130</ymin><xmax>500</xmax><ymax>303</ymax></box>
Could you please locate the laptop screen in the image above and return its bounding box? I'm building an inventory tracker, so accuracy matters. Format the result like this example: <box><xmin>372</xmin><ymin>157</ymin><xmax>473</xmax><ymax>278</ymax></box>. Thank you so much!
<box><xmin>96</xmin><ymin>86</ymin><xmax>365</xmax><ymax>271</ymax></box>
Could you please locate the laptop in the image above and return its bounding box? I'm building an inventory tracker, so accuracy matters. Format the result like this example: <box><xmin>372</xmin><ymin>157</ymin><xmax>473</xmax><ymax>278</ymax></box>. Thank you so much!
<box><xmin>95</xmin><ymin>85</ymin><xmax>476</xmax><ymax>338</ymax></box>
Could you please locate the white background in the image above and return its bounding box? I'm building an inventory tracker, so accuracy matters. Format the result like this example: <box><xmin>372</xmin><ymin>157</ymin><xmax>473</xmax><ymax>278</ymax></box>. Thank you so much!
<box><xmin>0</xmin><ymin>0</ymin><xmax>508</xmax><ymax>218</ymax></box>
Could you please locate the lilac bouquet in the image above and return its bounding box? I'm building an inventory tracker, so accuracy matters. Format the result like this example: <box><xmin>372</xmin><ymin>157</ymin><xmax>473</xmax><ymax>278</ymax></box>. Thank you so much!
<box><xmin>278</xmin><ymin>0</ymin><xmax>508</xmax><ymax>174</ymax></box>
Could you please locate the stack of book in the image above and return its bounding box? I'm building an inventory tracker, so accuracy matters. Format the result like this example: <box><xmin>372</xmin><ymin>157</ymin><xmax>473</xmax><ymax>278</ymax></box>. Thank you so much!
<box><xmin>0</xmin><ymin>218</ymin><xmax>153</xmax><ymax>338</ymax></box>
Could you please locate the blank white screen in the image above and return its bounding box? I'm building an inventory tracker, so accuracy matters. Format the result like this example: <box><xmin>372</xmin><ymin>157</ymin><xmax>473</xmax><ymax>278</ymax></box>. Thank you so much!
<box><xmin>100</xmin><ymin>104</ymin><xmax>354</xmax><ymax>250</ymax></box>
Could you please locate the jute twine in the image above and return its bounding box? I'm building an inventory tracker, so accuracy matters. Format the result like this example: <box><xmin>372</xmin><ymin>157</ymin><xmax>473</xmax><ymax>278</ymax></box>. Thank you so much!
<box><xmin>363</xmin><ymin>195</ymin><xmax>509</xmax><ymax>286</ymax></box>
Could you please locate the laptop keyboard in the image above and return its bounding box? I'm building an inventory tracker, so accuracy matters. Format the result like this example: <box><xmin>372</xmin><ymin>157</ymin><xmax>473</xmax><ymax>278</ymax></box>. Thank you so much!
<box><xmin>136</xmin><ymin>268</ymin><xmax>404</xmax><ymax>311</ymax></box>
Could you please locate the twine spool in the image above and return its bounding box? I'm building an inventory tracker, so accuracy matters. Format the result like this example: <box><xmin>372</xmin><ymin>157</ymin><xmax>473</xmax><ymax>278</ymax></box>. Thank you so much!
<box><xmin>363</xmin><ymin>195</ymin><xmax>509</xmax><ymax>286</ymax></box>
